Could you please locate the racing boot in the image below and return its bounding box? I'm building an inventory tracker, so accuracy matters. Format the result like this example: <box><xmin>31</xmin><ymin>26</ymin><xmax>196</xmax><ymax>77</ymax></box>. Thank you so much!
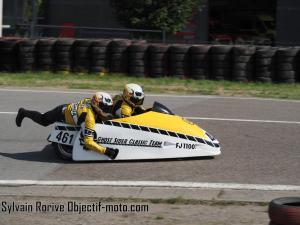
<box><xmin>105</xmin><ymin>147</ymin><xmax>119</xmax><ymax>160</ymax></box>
<box><xmin>16</xmin><ymin>108</ymin><xmax>48</xmax><ymax>127</ymax></box>
<box><xmin>15</xmin><ymin>108</ymin><xmax>26</xmax><ymax>127</ymax></box>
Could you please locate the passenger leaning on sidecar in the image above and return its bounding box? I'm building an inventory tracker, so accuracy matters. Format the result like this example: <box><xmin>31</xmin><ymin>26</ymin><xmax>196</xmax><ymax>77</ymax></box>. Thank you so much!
<box><xmin>112</xmin><ymin>83</ymin><xmax>146</xmax><ymax>118</ymax></box>
<box><xmin>15</xmin><ymin>92</ymin><xmax>119</xmax><ymax>159</ymax></box>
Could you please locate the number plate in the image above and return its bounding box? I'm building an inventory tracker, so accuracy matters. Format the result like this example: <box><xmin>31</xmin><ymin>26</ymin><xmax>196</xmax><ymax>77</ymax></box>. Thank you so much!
<box><xmin>48</xmin><ymin>129</ymin><xmax>78</xmax><ymax>146</ymax></box>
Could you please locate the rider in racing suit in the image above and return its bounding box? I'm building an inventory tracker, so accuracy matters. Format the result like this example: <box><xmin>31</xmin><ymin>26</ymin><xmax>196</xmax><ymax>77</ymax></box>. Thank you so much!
<box><xmin>112</xmin><ymin>83</ymin><xmax>146</xmax><ymax>118</ymax></box>
<box><xmin>15</xmin><ymin>92</ymin><xmax>119</xmax><ymax>159</ymax></box>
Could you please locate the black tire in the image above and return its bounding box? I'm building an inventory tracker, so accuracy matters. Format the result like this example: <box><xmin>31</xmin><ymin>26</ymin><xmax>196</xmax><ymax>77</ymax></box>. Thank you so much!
<box><xmin>150</xmin><ymin>53</ymin><xmax>168</xmax><ymax>61</ymax></box>
<box><xmin>212</xmin><ymin>54</ymin><xmax>231</xmax><ymax>61</ymax></box>
<box><xmin>233</xmin><ymin>46</ymin><xmax>256</xmax><ymax>56</ymax></box>
<box><xmin>92</xmin><ymin>55</ymin><xmax>107</xmax><ymax>61</ymax></box>
<box><xmin>56</xmin><ymin>58</ymin><xmax>72</xmax><ymax>65</ymax></box>
<box><xmin>211</xmin><ymin>45</ymin><xmax>232</xmax><ymax>54</ymax></box>
<box><xmin>55</xmin><ymin>39</ymin><xmax>75</xmax><ymax>46</ymax></box>
<box><xmin>189</xmin><ymin>45</ymin><xmax>211</xmax><ymax>54</ymax></box>
<box><xmin>0</xmin><ymin>40</ymin><xmax>19</xmax><ymax>48</ymax></box>
<box><xmin>129</xmin><ymin>66</ymin><xmax>145</xmax><ymax>77</ymax></box>
<box><xmin>233</xmin><ymin>63</ymin><xmax>248</xmax><ymax>70</ymax></box>
<box><xmin>212</xmin><ymin>69</ymin><xmax>231</xmax><ymax>80</ymax></box>
<box><xmin>149</xmin><ymin>67</ymin><xmax>165</xmax><ymax>74</ymax></box>
<box><xmin>149</xmin><ymin>60</ymin><xmax>166</xmax><ymax>67</ymax></box>
<box><xmin>190</xmin><ymin>60</ymin><xmax>209</xmax><ymax>68</ymax></box>
<box><xmin>74</xmin><ymin>46</ymin><xmax>90</xmax><ymax>54</ymax></box>
<box><xmin>269</xmin><ymin>197</ymin><xmax>300</xmax><ymax>225</ymax></box>
<box><xmin>19</xmin><ymin>52</ymin><xmax>35</xmax><ymax>58</ymax></box>
<box><xmin>38</xmin><ymin>58</ymin><xmax>53</xmax><ymax>65</ymax></box>
<box><xmin>52</xmin><ymin>143</ymin><xmax>73</xmax><ymax>161</ymax></box>
<box><xmin>256</xmin><ymin>48</ymin><xmax>277</xmax><ymax>58</ymax></box>
<box><xmin>212</xmin><ymin>62</ymin><xmax>231</xmax><ymax>68</ymax></box>
<box><xmin>19</xmin><ymin>46</ymin><xmax>36</xmax><ymax>53</ymax></box>
<box><xmin>277</xmin><ymin>48</ymin><xmax>299</xmax><ymax>57</ymax></box>
<box><xmin>74</xmin><ymin>52</ymin><xmax>90</xmax><ymax>59</ymax></box>
<box><xmin>170</xmin><ymin>61</ymin><xmax>186</xmax><ymax>68</ymax></box>
<box><xmin>91</xmin><ymin>60</ymin><xmax>106</xmax><ymax>67</ymax></box>
<box><xmin>20</xmin><ymin>58</ymin><xmax>35</xmax><ymax>64</ymax></box>
<box><xmin>148</xmin><ymin>44</ymin><xmax>169</xmax><ymax>53</ymax></box>
<box><xmin>277</xmin><ymin>71</ymin><xmax>296</xmax><ymax>82</ymax></box>
<box><xmin>109</xmin><ymin>39</ymin><xmax>131</xmax><ymax>48</ymax></box>
<box><xmin>169</xmin><ymin>45</ymin><xmax>190</xmax><ymax>54</ymax></box>
<box><xmin>129</xmin><ymin>44</ymin><xmax>148</xmax><ymax>52</ymax></box>
<box><xmin>170</xmin><ymin>53</ymin><xmax>187</xmax><ymax>61</ymax></box>
<box><xmin>256</xmin><ymin>65</ymin><xmax>274</xmax><ymax>72</ymax></box>
<box><xmin>55</xmin><ymin>52</ymin><xmax>72</xmax><ymax>59</ymax></box>
<box><xmin>255</xmin><ymin>76</ymin><xmax>272</xmax><ymax>83</ymax></box>
<box><xmin>129</xmin><ymin>66</ymin><xmax>145</xmax><ymax>73</ymax></box>
<box><xmin>37</xmin><ymin>52</ymin><xmax>53</xmax><ymax>58</ymax></box>
<box><xmin>232</xmin><ymin>70</ymin><xmax>249</xmax><ymax>82</ymax></box>
<box><xmin>37</xmin><ymin>39</ymin><xmax>56</xmax><ymax>46</ymax></box>
<box><xmin>130</xmin><ymin>52</ymin><xmax>147</xmax><ymax>60</ymax></box>
<box><xmin>91</xmin><ymin>39</ymin><xmax>111</xmax><ymax>47</ymax></box>
<box><xmin>19</xmin><ymin>39</ymin><xmax>38</xmax><ymax>47</ymax></box>
<box><xmin>38</xmin><ymin>45</ymin><xmax>54</xmax><ymax>52</ymax></box>
<box><xmin>276</xmin><ymin>56</ymin><xmax>295</xmax><ymax>63</ymax></box>
<box><xmin>190</xmin><ymin>69</ymin><xmax>209</xmax><ymax>80</ymax></box>
<box><xmin>190</xmin><ymin>54</ymin><xmax>210</xmax><ymax>61</ymax></box>
<box><xmin>129</xmin><ymin>60</ymin><xmax>145</xmax><ymax>66</ymax></box>
<box><xmin>109</xmin><ymin>46</ymin><xmax>129</xmax><ymax>54</ymax></box>
<box><xmin>91</xmin><ymin>47</ymin><xmax>107</xmax><ymax>54</ymax></box>
<box><xmin>110</xmin><ymin>53</ymin><xmax>126</xmax><ymax>60</ymax></box>
<box><xmin>74</xmin><ymin>39</ymin><xmax>92</xmax><ymax>47</ymax></box>
<box><xmin>234</xmin><ymin>55</ymin><xmax>253</xmax><ymax>63</ymax></box>
<box><xmin>170</xmin><ymin>67</ymin><xmax>185</xmax><ymax>75</ymax></box>
<box><xmin>277</xmin><ymin>63</ymin><xmax>295</xmax><ymax>71</ymax></box>
<box><xmin>256</xmin><ymin>58</ymin><xmax>273</xmax><ymax>66</ymax></box>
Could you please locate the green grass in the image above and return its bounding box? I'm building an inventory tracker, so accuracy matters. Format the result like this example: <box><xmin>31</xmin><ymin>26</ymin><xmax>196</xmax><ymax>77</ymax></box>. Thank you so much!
<box><xmin>1</xmin><ymin>71</ymin><xmax>300</xmax><ymax>99</ymax></box>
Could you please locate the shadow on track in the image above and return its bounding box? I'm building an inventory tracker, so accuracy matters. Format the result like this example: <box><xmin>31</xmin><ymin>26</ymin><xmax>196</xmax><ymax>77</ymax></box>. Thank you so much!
<box><xmin>76</xmin><ymin>156</ymin><xmax>215</xmax><ymax>164</ymax></box>
<box><xmin>0</xmin><ymin>144</ymin><xmax>63</xmax><ymax>163</ymax></box>
<box><xmin>0</xmin><ymin>145</ymin><xmax>215</xmax><ymax>164</ymax></box>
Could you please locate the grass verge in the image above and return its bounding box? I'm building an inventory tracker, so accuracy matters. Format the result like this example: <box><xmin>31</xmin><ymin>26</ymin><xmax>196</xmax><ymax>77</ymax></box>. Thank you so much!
<box><xmin>0</xmin><ymin>72</ymin><xmax>300</xmax><ymax>99</ymax></box>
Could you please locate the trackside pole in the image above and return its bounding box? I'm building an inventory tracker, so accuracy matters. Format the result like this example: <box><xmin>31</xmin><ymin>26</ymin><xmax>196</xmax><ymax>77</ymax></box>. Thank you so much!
<box><xmin>0</xmin><ymin>0</ymin><xmax>3</xmax><ymax>37</ymax></box>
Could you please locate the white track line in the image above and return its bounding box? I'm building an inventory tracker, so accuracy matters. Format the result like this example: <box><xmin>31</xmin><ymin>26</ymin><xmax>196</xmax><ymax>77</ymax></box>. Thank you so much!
<box><xmin>1</xmin><ymin>88</ymin><xmax>300</xmax><ymax>102</ymax></box>
<box><xmin>0</xmin><ymin>112</ymin><xmax>17</xmax><ymax>115</ymax></box>
<box><xmin>1</xmin><ymin>111</ymin><xmax>300</xmax><ymax>124</ymax></box>
<box><xmin>185</xmin><ymin>117</ymin><xmax>300</xmax><ymax>125</ymax></box>
<box><xmin>0</xmin><ymin>180</ymin><xmax>299</xmax><ymax>191</ymax></box>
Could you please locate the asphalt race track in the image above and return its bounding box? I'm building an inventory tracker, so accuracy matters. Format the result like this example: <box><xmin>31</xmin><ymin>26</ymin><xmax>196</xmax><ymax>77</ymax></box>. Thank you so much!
<box><xmin>0</xmin><ymin>88</ymin><xmax>299</xmax><ymax>186</ymax></box>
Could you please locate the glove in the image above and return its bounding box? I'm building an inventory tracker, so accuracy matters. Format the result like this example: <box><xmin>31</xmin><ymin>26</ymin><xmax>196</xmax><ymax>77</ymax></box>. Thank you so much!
<box><xmin>105</xmin><ymin>147</ymin><xmax>119</xmax><ymax>160</ymax></box>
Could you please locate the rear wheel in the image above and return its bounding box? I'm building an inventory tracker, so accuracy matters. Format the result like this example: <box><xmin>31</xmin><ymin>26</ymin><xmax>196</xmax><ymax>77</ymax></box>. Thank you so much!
<box><xmin>52</xmin><ymin>143</ymin><xmax>73</xmax><ymax>161</ymax></box>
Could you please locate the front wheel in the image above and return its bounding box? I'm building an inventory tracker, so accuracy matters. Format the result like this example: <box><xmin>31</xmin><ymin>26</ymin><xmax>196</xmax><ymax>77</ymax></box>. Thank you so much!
<box><xmin>52</xmin><ymin>143</ymin><xmax>73</xmax><ymax>161</ymax></box>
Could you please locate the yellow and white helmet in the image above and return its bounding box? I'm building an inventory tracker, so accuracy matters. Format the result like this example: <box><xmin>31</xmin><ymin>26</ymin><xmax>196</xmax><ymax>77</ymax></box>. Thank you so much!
<box><xmin>91</xmin><ymin>92</ymin><xmax>113</xmax><ymax>119</ymax></box>
<box><xmin>123</xmin><ymin>83</ymin><xmax>144</xmax><ymax>108</ymax></box>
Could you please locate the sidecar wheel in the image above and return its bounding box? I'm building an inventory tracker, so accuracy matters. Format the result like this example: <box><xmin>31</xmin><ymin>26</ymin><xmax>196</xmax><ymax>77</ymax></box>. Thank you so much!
<box><xmin>52</xmin><ymin>143</ymin><xmax>73</xmax><ymax>161</ymax></box>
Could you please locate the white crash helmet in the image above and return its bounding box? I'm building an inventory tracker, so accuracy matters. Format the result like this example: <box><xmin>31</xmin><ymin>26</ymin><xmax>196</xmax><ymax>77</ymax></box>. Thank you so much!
<box><xmin>123</xmin><ymin>83</ymin><xmax>144</xmax><ymax>108</ymax></box>
<box><xmin>91</xmin><ymin>92</ymin><xmax>113</xmax><ymax>119</ymax></box>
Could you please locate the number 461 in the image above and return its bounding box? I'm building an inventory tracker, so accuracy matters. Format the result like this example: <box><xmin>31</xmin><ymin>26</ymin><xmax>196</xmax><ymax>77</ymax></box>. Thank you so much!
<box><xmin>56</xmin><ymin>131</ymin><xmax>74</xmax><ymax>144</ymax></box>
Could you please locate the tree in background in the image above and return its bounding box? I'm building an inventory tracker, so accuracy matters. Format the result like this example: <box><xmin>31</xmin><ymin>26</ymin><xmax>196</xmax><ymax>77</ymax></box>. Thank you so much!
<box><xmin>111</xmin><ymin>0</ymin><xmax>202</xmax><ymax>34</ymax></box>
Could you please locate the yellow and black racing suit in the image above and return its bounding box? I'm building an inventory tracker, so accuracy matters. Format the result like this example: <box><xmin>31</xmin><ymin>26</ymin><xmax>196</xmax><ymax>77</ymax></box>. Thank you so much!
<box><xmin>112</xmin><ymin>95</ymin><xmax>145</xmax><ymax>118</ymax></box>
<box><xmin>15</xmin><ymin>98</ymin><xmax>107</xmax><ymax>154</ymax></box>
<box><xmin>64</xmin><ymin>98</ymin><xmax>106</xmax><ymax>154</ymax></box>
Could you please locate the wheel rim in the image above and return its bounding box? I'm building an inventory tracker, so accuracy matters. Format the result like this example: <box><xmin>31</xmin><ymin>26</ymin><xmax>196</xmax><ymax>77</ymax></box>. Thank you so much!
<box><xmin>57</xmin><ymin>144</ymin><xmax>72</xmax><ymax>159</ymax></box>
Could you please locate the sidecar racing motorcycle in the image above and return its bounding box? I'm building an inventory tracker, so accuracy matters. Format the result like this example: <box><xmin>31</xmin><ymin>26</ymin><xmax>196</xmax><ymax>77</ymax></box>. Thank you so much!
<box><xmin>48</xmin><ymin>102</ymin><xmax>221</xmax><ymax>161</ymax></box>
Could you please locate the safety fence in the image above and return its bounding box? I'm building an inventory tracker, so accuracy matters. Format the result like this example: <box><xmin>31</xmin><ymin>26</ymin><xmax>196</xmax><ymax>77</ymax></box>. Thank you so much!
<box><xmin>0</xmin><ymin>38</ymin><xmax>300</xmax><ymax>83</ymax></box>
